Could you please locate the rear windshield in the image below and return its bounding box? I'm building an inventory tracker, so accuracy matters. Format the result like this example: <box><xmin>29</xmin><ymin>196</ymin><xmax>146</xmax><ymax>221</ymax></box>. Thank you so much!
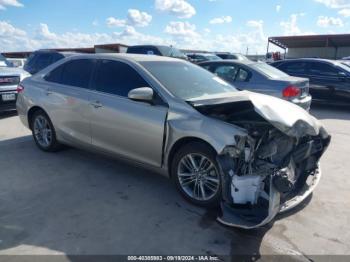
<box><xmin>251</xmin><ymin>62</ymin><xmax>289</xmax><ymax>79</ymax></box>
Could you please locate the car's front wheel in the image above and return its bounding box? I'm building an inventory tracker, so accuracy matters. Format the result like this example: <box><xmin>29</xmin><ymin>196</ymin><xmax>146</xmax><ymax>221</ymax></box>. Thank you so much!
<box><xmin>31</xmin><ymin>110</ymin><xmax>62</xmax><ymax>152</ymax></box>
<box><xmin>171</xmin><ymin>142</ymin><xmax>221</xmax><ymax>207</ymax></box>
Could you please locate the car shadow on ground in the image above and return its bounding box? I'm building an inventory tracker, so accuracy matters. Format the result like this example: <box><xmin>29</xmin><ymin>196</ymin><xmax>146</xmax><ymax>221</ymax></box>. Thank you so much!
<box><xmin>0</xmin><ymin>136</ymin><xmax>313</xmax><ymax>259</ymax></box>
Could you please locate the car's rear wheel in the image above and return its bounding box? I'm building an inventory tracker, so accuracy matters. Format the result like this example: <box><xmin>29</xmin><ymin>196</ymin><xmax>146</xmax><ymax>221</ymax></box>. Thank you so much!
<box><xmin>31</xmin><ymin>110</ymin><xmax>61</xmax><ymax>152</ymax></box>
<box><xmin>171</xmin><ymin>142</ymin><xmax>221</xmax><ymax>207</ymax></box>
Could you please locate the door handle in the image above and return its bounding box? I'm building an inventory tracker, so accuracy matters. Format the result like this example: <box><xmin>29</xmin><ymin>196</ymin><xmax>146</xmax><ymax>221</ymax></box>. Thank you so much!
<box><xmin>45</xmin><ymin>89</ymin><xmax>52</xmax><ymax>96</ymax></box>
<box><xmin>91</xmin><ymin>101</ymin><xmax>103</xmax><ymax>108</ymax></box>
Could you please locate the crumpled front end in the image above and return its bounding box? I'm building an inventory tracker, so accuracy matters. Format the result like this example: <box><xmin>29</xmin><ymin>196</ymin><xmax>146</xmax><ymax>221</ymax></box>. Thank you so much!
<box><xmin>191</xmin><ymin>92</ymin><xmax>331</xmax><ymax>229</ymax></box>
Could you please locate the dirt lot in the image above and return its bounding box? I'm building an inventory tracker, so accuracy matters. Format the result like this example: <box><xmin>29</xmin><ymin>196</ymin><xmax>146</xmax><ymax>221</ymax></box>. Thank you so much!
<box><xmin>0</xmin><ymin>106</ymin><xmax>349</xmax><ymax>260</ymax></box>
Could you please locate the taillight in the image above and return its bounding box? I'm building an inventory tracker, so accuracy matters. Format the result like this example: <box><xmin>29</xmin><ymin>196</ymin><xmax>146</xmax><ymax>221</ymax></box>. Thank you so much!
<box><xmin>17</xmin><ymin>84</ymin><xmax>24</xmax><ymax>93</ymax></box>
<box><xmin>283</xmin><ymin>85</ymin><xmax>300</xmax><ymax>98</ymax></box>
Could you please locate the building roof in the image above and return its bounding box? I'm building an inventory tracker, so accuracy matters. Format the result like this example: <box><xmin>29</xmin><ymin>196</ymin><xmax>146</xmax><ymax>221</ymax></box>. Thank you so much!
<box><xmin>269</xmin><ymin>34</ymin><xmax>350</xmax><ymax>49</ymax></box>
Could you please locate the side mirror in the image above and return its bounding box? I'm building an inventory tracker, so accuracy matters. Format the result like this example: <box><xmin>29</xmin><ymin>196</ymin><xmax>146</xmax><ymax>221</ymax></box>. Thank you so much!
<box><xmin>128</xmin><ymin>87</ymin><xmax>154</xmax><ymax>103</ymax></box>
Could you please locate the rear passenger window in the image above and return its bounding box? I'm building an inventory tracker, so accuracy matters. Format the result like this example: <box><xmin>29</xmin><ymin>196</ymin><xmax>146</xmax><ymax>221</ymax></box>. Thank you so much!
<box><xmin>45</xmin><ymin>64</ymin><xmax>64</xmax><ymax>83</ymax></box>
<box><xmin>45</xmin><ymin>59</ymin><xmax>95</xmax><ymax>89</ymax></box>
<box><xmin>94</xmin><ymin>60</ymin><xmax>149</xmax><ymax>97</ymax></box>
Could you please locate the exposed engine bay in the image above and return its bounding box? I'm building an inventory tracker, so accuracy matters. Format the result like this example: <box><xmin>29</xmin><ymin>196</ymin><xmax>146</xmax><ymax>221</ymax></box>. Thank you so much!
<box><xmin>193</xmin><ymin>99</ymin><xmax>331</xmax><ymax>229</ymax></box>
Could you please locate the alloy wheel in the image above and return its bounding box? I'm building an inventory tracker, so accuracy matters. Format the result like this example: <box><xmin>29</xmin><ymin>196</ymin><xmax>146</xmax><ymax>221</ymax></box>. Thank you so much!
<box><xmin>177</xmin><ymin>153</ymin><xmax>220</xmax><ymax>201</ymax></box>
<box><xmin>33</xmin><ymin>115</ymin><xmax>53</xmax><ymax>148</ymax></box>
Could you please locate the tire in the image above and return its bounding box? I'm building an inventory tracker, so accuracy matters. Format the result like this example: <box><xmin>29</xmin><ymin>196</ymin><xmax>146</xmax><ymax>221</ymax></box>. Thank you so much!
<box><xmin>171</xmin><ymin>142</ymin><xmax>221</xmax><ymax>207</ymax></box>
<box><xmin>31</xmin><ymin>110</ymin><xmax>62</xmax><ymax>152</ymax></box>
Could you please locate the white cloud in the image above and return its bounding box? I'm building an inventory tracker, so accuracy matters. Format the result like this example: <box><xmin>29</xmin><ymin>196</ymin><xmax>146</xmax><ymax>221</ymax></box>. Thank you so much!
<box><xmin>92</xmin><ymin>20</ymin><xmax>99</xmax><ymax>27</ymax></box>
<box><xmin>0</xmin><ymin>21</ymin><xmax>38</xmax><ymax>51</ymax></box>
<box><xmin>0</xmin><ymin>0</ymin><xmax>23</xmax><ymax>10</ymax></box>
<box><xmin>314</xmin><ymin>0</ymin><xmax>350</xmax><ymax>8</ymax></box>
<box><xmin>165</xmin><ymin>21</ymin><xmax>199</xmax><ymax>37</ymax></box>
<box><xmin>0</xmin><ymin>21</ymin><xmax>170</xmax><ymax>52</ymax></box>
<box><xmin>317</xmin><ymin>16</ymin><xmax>344</xmax><ymax>27</ymax></box>
<box><xmin>0</xmin><ymin>20</ymin><xmax>26</xmax><ymax>36</ymax></box>
<box><xmin>106</xmin><ymin>17</ymin><xmax>127</xmax><ymax>27</ymax></box>
<box><xmin>279</xmin><ymin>13</ymin><xmax>313</xmax><ymax>35</ymax></box>
<box><xmin>37</xmin><ymin>23</ymin><xmax>57</xmax><ymax>40</ymax></box>
<box><xmin>107</xmin><ymin>9</ymin><xmax>152</xmax><ymax>28</ymax></box>
<box><xmin>155</xmin><ymin>0</ymin><xmax>196</xmax><ymax>18</ymax></box>
<box><xmin>276</xmin><ymin>5</ymin><xmax>281</xmax><ymax>12</ymax></box>
<box><xmin>209</xmin><ymin>16</ymin><xmax>232</xmax><ymax>24</ymax></box>
<box><xmin>0</xmin><ymin>19</ymin><xmax>272</xmax><ymax>55</ymax></box>
<box><xmin>338</xmin><ymin>8</ymin><xmax>350</xmax><ymax>16</ymax></box>
<box><xmin>127</xmin><ymin>9</ymin><xmax>152</xmax><ymax>27</ymax></box>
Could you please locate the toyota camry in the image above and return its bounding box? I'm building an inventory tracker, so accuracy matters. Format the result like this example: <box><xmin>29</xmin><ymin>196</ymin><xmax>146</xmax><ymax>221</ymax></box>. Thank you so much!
<box><xmin>16</xmin><ymin>54</ymin><xmax>330</xmax><ymax>229</ymax></box>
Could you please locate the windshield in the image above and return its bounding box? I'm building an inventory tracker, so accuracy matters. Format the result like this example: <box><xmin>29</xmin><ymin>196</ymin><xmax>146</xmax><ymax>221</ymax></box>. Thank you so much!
<box><xmin>141</xmin><ymin>61</ymin><xmax>237</xmax><ymax>100</ymax></box>
<box><xmin>251</xmin><ymin>62</ymin><xmax>289</xmax><ymax>79</ymax></box>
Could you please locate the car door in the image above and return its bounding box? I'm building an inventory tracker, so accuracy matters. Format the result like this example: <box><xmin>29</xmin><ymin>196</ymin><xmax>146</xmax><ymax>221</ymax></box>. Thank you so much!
<box><xmin>306</xmin><ymin>62</ymin><xmax>344</xmax><ymax>102</ymax></box>
<box><xmin>42</xmin><ymin>59</ymin><xmax>96</xmax><ymax>147</ymax></box>
<box><xmin>89</xmin><ymin>59</ymin><xmax>168</xmax><ymax>167</ymax></box>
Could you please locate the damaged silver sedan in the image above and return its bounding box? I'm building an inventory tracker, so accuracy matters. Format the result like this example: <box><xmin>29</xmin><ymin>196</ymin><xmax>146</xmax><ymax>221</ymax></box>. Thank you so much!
<box><xmin>17</xmin><ymin>54</ymin><xmax>331</xmax><ymax>229</ymax></box>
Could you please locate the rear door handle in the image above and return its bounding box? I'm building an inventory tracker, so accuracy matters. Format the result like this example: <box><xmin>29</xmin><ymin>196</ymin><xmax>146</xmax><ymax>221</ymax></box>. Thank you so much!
<box><xmin>91</xmin><ymin>101</ymin><xmax>103</xmax><ymax>108</ymax></box>
<box><xmin>45</xmin><ymin>89</ymin><xmax>52</xmax><ymax>96</ymax></box>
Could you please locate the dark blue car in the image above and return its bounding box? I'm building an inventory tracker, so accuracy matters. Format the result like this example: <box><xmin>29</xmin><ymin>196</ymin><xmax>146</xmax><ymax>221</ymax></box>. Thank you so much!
<box><xmin>272</xmin><ymin>58</ymin><xmax>350</xmax><ymax>106</ymax></box>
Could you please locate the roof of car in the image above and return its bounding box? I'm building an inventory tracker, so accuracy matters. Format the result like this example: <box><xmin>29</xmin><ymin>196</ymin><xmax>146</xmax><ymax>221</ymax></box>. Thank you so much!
<box><xmin>272</xmin><ymin>58</ymin><xmax>336</xmax><ymax>64</ymax></box>
<box><xmin>69</xmin><ymin>53</ymin><xmax>183</xmax><ymax>63</ymax></box>
<box><xmin>127</xmin><ymin>45</ymin><xmax>169</xmax><ymax>49</ymax></box>
<box><xmin>187</xmin><ymin>53</ymin><xmax>218</xmax><ymax>56</ymax></box>
<box><xmin>33</xmin><ymin>50</ymin><xmax>80</xmax><ymax>57</ymax></box>
<box><xmin>198</xmin><ymin>59</ymin><xmax>255</xmax><ymax>66</ymax></box>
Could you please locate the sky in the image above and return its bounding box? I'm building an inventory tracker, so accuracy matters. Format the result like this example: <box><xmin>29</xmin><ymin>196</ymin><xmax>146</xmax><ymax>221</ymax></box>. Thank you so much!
<box><xmin>1</xmin><ymin>0</ymin><xmax>350</xmax><ymax>54</ymax></box>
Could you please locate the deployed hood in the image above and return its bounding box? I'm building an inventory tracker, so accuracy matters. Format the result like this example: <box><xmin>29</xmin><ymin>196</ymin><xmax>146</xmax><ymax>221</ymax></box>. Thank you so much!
<box><xmin>189</xmin><ymin>91</ymin><xmax>325</xmax><ymax>138</ymax></box>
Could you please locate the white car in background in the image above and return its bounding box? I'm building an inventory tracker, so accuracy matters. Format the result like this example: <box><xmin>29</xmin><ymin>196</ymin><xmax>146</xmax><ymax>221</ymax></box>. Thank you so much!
<box><xmin>0</xmin><ymin>54</ymin><xmax>30</xmax><ymax>112</ymax></box>
<box><xmin>7</xmin><ymin>58</ymin><xmax>27</xmax><ymax>68</ymax></box>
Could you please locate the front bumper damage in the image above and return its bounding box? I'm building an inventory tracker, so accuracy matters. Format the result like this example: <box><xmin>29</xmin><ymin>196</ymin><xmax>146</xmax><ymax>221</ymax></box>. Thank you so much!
<box><xmin>215</xmin><ymin>132</ymin><xmax>329</xmax><ymax>229</ymax></box>
<box><xmin>217</xmin><ymin>157</ymin><xmax>322</xmax><ymax>229</ymax></box>
<box><xmin>190</xmin><ymin>91</ymin><xmax>331</xmax><ymax>229</ymax></box>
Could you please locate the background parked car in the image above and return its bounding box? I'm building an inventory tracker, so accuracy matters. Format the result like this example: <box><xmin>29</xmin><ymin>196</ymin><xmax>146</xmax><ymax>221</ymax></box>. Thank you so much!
<box><xmin>24</xmin><ymin>50</ymin><xmax>78</xmax><ymax>75</ymax></box>
<box><xmin>271</xmin><ymin>58</ymin><xmax>350</xmax><ymax>106</ymax></box>
<box><xmin>186</xmin><ymin>53</ymin><xmax>222</xmax><ymax>64</ymax></box>
<box><xmin>199</xmin><ymin>60</ymin><xmax>312</xmax><ymax>110</ymax></box>
<box><xmin>0</xmin><ymin>54</ymin><xmax>30</xmax><ymax>112</ymax></box>
<box><xmin>127</xmin><ymin>45</ymin><xmax>187</xmax><ymax>60</ymax></box>
<box><xmin>215</xmin><ymin>52</ymin><xmax>249</xmax><ymax>61</ymax></box>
